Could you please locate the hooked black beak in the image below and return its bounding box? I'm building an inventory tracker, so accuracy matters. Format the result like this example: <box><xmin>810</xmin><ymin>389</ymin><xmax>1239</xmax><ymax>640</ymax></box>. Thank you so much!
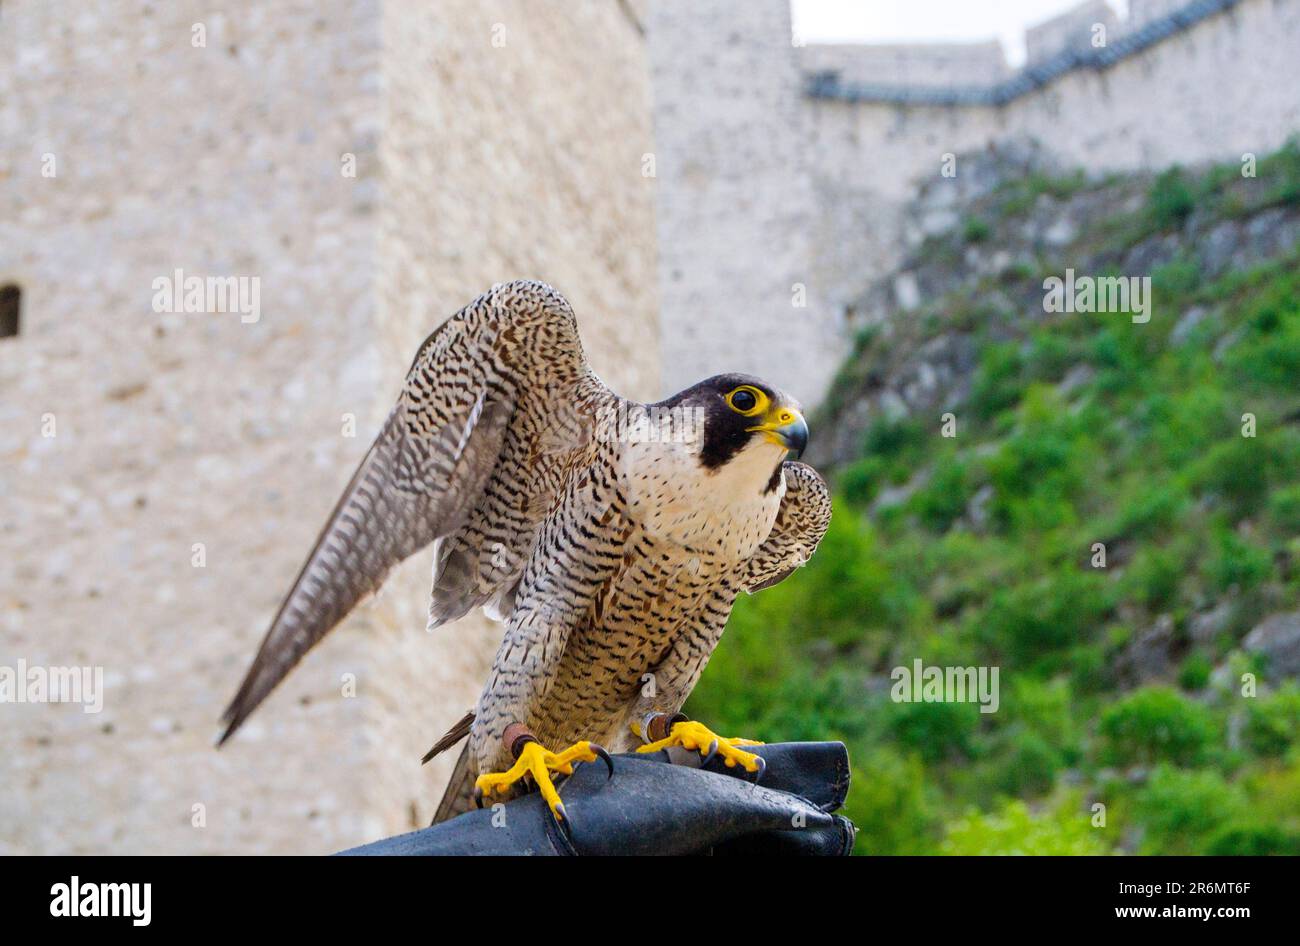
<box><xmin>777</xmin><ymin>412</ymin><xmax>809</xmax><ymax>459</ymax></box>
<box><xmin>750</xmin><ymin>408</ymin><xmax>809</xmax><ymax>460</ymax></box>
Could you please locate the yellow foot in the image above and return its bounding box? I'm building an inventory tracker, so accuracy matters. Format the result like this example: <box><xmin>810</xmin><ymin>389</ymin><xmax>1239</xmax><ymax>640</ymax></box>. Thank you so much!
<box><xmin>473</xmin><ymin>739</ymin><xmax>611</xmax><ymax>823</ymax></box>
<box><xmin>636</xmin><ymin>720</ymin><xmax>766</xmax><ymax>774</ymax></box>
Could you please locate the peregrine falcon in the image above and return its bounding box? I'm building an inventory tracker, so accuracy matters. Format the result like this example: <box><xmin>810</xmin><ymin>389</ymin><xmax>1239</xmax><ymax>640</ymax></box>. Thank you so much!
<box><xmin>218</xmin><ymin>280</ymin><xmax>831</xmax><ymax>825</ymax></box>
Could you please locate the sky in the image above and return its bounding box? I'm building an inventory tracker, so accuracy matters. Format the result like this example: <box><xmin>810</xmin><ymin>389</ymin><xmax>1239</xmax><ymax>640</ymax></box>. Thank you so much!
<box><xmin>789</xmin><ymin>0</ymin><xmax>1129</xmax><ymax>66</ymax></box>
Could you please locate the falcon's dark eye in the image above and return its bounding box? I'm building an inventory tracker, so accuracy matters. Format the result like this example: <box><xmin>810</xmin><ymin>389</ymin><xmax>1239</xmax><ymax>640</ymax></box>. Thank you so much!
<box><xmin>726</xmin><ymin>386</ymin><xmax>763</xmax><ymax>415</ymax></box>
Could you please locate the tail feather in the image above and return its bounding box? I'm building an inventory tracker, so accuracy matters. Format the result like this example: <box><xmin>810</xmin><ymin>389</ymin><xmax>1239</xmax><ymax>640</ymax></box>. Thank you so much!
<box><xmin>432</xmin><ymin>742</ymin><xmax>478</xmax><ymax>825</ymax></box>
<box><xmin>422</xmin><ymin>709</ymin><xmax>475</xmax><ymax>764</ymax></box>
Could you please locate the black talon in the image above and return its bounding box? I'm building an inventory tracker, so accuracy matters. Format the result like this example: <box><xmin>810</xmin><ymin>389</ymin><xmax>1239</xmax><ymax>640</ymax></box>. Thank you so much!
<box><xmin>550</xmin><ymin>803</ymin><xmax>574</xmax><ymax>842</ymax></box>
<box><xmin>751</xmin><ymin>753</ymin><xmax>766</xmax><ymax>784</ymax></box>
<box><xmin>591</xmin><ymin>743</ymin><xmax>614</xmax><ymax>780</ymax></box>
<box><xmin>701</xmin><ymin>739</ymin><xmax>719</xmax><ymax>768</ymax></box>
<box><xmin>473</xmin><ymin>786</ymin><xmax>485</xmax><ymax>810</ymax></box>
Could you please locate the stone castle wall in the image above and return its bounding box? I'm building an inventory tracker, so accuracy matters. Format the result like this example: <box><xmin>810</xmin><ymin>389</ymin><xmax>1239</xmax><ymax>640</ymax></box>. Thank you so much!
<box><xmin>0</xmin><ymin>0</ymin><xmax>657</xmax><ymax>854</ymax></box>
<box><xmin>645</xmin><ymin>0</ymin><xmax>841</xmax><ymax>408</ymax></box>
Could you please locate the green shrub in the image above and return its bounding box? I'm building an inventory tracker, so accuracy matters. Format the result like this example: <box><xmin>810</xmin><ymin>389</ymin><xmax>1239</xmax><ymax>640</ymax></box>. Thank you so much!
<box><xmin>1244</xmin><ymin>686</ymin><xmax>1300</xmax><ymax>757</ymax></box>
<box><xmin>1003</xmin><ymin>676</ymin><xmax>1079</xmax><ymax>755</ymax></box>
<box><xmin>1025</xmin><ymin>331</ymin><xmax>1074</xmax><ymax>383</ymax></box>
<box><xmin>1124</xmin><ymin>545</ymin><xmax>1185</xmax><ymax>611</ymax></box>
<box><xmin>1115</xmin><ymin>480</ymin><xmax>1186</xmax><ymax>540</ymax></box>
<box><xmin>978</xmin><ymin>571</ymin><xmax>1112</xmax><ymax>667</ymax></box>
<box><xmin>837</xmin><ymin>456</ymin><xmax>884</xmax><ymax>508</ymax></box>
<box><xmin>1203</xmin><ymin>529</ymin><xmax>1274</xmax><ymax>594</ymax></box>
<box><xmin>1179</xmin><ymin>653</ymin><xmax>1213</xmax><ymax>691</ymax></box>
<box><xmin>993</xmin><ymin>729</ymin><xmax>1063</xmax><ymax>797</ymax></box>
<box><xmin>1151</xmin><ymin>256</ymin><xmax>1201</xmax><ymax>298</ymax></box>
<box><xmin>1070</xmin><ymin>642</ymin><xmax>1110</xmax><ymax>696</ymax></box>
<box><xmin>1134</xmin><ymin>766</ymin><xmax>1246</xmax><ymax>854</ymax></box>
<box><xmin>1223</xmin><ymin>271</ymin><xmax>1300</xmax><ymax>388</ymax></box>
<box><xmin>887</xmin><ymin>698</ymin><xmax>980</xmax><ymax>763</ymax></box>
<box><xmin>1268</xmin><ymin>484</ymin><xmax>1300</xmax><ymax>534</ymax></box>
<box><xmin>996</xmin><ymin>170</ymin><xmax>1088</xmax><ymax>216</ymax></box>
<box><xmin>842</xmin><ymin>748</ymin><xmax>938</xmax><ymax>855</ymax></box>
<box><xmin>963</xmin><ymin>216</ymin><xmax>991</xmax><ymax>243</ymax></box>
<box><xmin>1193</xmin><ymin>439</ymin><xmax>1273</xmax><ymax>519</ymax></box>
<box><xmin>1147</xmin><ymin>167</ymin><xmax>1195</xmax><ymax>230</ymax></box>
<box><xmin>969</xmin><ymin>342</ymin><xmax>1025</xmax><ymax>420</ymax></box>
<box><xmin>1257</xmin><ymin>137</ymin><xmax>1300</xmax><ymax>207</ymax></box>
<box><xmin>1206</xmin><ymin>824</ymin><xmax>1300</xmax><ymax>855</ymax></box>
<box><xmin>864</xmin><ymin>416</ymin><xmax>925</xmax><ymax>457</ymax></box>
<box><xmin>1099</xmin><ymin>688</ymin><xmax>1216</xmax><ymax>767</ymax></box>
<box><xmin>910</xmin><ymin>456</ymin><xmax>973</xmax><ymax>533</ymax></box>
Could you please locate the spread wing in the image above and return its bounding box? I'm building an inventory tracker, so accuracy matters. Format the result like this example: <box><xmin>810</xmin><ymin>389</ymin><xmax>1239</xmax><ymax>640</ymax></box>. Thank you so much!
<box><xmin>743</xmin><ymin>461</ymin><xmax>832</xmax><ymax>592</ymax></box>
<box><xmin>218</xmin><ymin>281</ymin><xmax>602</xmax><ymax>744</ymax></box>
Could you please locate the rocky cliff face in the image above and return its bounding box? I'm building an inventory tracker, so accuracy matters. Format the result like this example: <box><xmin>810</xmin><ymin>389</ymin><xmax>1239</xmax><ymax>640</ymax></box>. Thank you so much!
<box><xmin>814</xmin><ymin>142</ymin><xmax>1300</xmax><ymax>469</ymax></box>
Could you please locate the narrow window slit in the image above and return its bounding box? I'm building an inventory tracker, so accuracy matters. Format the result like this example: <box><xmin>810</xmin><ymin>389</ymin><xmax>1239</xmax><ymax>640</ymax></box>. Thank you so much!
<box><xmin>0</xmin><ymin>285</ymin><xmax>20</xmax><ymax>339</ymax></box>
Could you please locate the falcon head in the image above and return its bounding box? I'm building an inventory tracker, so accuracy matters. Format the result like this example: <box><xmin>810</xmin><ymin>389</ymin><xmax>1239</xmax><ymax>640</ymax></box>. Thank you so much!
<box><xmin>665</xmin><ymin>373</ymin><xmax>809</xmax><ymax>478</ymax></box>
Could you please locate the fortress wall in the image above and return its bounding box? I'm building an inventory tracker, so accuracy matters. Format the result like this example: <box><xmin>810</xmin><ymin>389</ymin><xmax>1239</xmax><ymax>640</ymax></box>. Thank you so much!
<box><xmin>0</xmin><ymin>0</ymin><xmax>386</xmax><ymax>854</ymax></box>
<box><xmin>0</xmin><ymin>0</ymin><xmax>658</xmax><ymax>853</ymax></box>
<box><xmin>645</xmin><ymin>0</ymin><xmax>842</xmax><ymax>406</ymax></box>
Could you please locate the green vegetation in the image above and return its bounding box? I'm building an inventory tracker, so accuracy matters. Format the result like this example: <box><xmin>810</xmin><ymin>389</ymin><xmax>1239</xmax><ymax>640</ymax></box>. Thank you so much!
<box><xmin>687</xmin><ymin>142</ymin><xmax>1300</xmax><ymax>854</ymax></box>
<box><xmin>1146</xmin><ymin>167</ymin><xmax>1196</xmax><ymax>231</ymax></box>
<box><xmin>962</xmin><ymin>216</ymin><xmax>992</xmax><ymax>244</ymax></box>
<box><xmin>995</xmin><ymin>168</ymin><xmax>1089</xmax><ymax>216</ymax></box>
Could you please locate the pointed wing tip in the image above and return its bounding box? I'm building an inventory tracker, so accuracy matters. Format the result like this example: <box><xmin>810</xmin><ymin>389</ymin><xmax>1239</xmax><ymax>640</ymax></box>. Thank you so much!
<box><xmin>214</xmin><ymin>704</ymin><xmax>244</xmax><ymax>748</ymax></box>
<box><xmin>216</xmin><ymin>670</ymin><xmax>266</xmax><ymax>748</ymax></box>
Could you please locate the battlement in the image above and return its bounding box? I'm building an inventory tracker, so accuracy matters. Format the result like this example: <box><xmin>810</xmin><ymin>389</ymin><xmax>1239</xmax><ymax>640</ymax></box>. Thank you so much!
<box><xmin>804</xmin><ymin>0</ymin><xmax>1240</xmax><ymax>106</ymax></box>
<box><xmin>1025</xmin><ymin>0</ymin><xmax>1120</xmax><ymax>64</ymax></box>
<box><xmin>800</xmin><ymin>41</ymin><xmax>1009</xmax><ymax>92</ymax></box>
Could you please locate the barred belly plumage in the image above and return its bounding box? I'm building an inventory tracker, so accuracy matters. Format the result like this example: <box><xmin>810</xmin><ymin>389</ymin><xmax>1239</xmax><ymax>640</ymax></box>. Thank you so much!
<box><xmin>529</xmin><ymin>529</ymin><xmax>734</xmax><ymax>754</ymax></box>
